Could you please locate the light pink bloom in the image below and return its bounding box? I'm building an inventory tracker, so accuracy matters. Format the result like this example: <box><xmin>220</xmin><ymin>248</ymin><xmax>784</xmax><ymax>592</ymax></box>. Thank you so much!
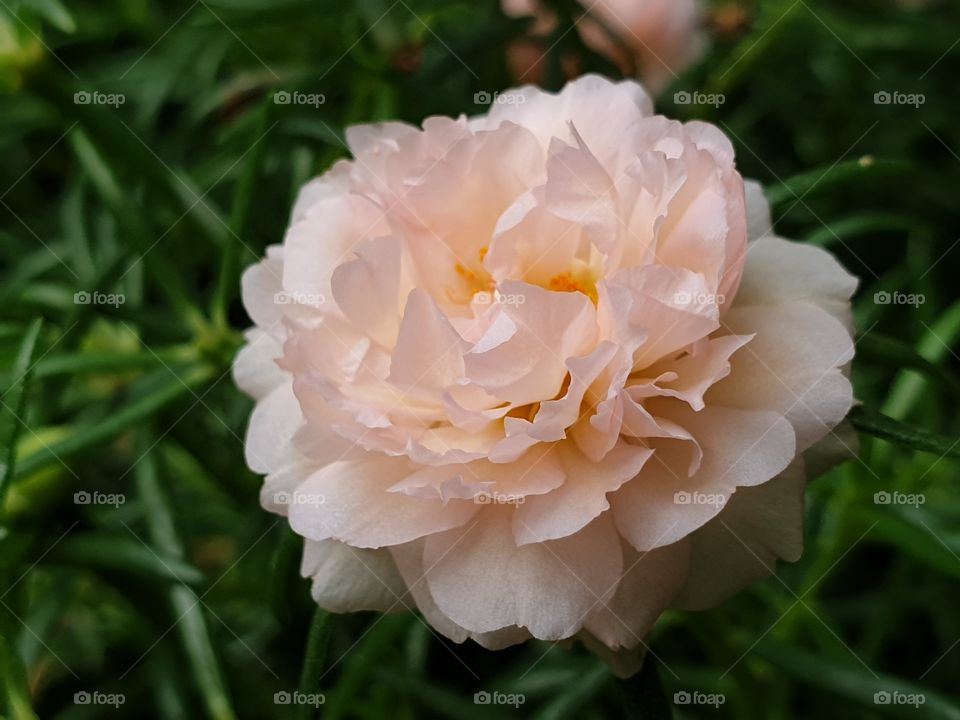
<box><xmin>503</xmin><ymin>0</ymin><xmax>705</xmax><ymax>93</ymax></box>
<box><xmin>235</xmin><ymin>76</ymin><xmax>856</xmax><ymax>674</ymax></box>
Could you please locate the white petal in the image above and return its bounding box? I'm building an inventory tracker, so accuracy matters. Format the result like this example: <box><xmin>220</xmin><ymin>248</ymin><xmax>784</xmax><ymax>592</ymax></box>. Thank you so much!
<box><xmin>244</xmin><ymin>383</ymin><xmax>303</xmax><ymax>474</ymax></box>
<box><xmin>712</xmin><ymin>301</ymin><xmax>855</xmax><ymax>450</ymax></box>
<box><xmin>233</xmin><ymin>329</ymin><xmax>285</xmax><ymax>401</ymax></box>
<box><xmin>734</xmin><ymin>236</ymin><xmax>858</xmax><ymax>329</ymax></box>
<box><xmin>301</xmin><ymin>539</ymin><xmax>408</xmax><ymax>613</ymax></box>
<box><xmin>673</xmin><ymin>458</ymin><xmax>806</xmax><ymax>610</ymax></box>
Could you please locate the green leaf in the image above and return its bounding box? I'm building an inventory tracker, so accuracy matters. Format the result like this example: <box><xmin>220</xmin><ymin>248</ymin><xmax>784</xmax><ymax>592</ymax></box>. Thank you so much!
<box><xmin>802</xmin><ymin>213</ymin><xmax>915</xmax><ymax>247</ymax></box>
<box><xmin>136</xmin><ymin>439</ymin><xmax>237</xmax><ymax>720</ymax></box>
<box><xmin>858</xmin><ymin>333</ymin><xmax>960</xmax><ymax>402</ymax></box>
<box><xmin>25</xmin><ymin>0</ymin><xmax>77</xmax><ymax>33</ymax></box>
<box><xmin>534</xmin><ymin>662</ymin><xmax>609</xmax><ymax>720</ymax></box>
<box><xmin>14</xmin><ymin>363</ymin><xmax>215</xmax><ymax>480</ymax></box>
<box><xmin>322</xmin><ymin>614</ymin><xmax>411</xmax><ymax>720</ymax></box>
<box><xmin>883</xmin><ymin>299</ymin><xmax>960</xmax><ymax>420</ymax></box>
<box><xmin>849</xmin><ymin>406</ymin><xmax>960</xmax><ymax>459</ymax></box>
<box><xmin>0</xmin><ymin>624</ymin><xmax>38</xmax><ymax>720</ymax></box>
<box><xmin>853</xmin><ymin>507</ymin><xmax>960</xmax><ymax>581</ymax></box>
<box><xmin>766</xmin><ymin>158</ymin><xmax>912</xmax><ymax>207</ymax></box>
<box><xmin>0</xmin><ymin>319</ymin><xmax>43</xmax><ymax>519</ymax></box>
<box><xmin>211</xmin><ymin>101</ymin><xmax>273</xmax><ymax>327</ymax></box>
<box><xmin>374</xmin><ymin>670</ymin><xmax>501</xmax><ymax>720</ymax></box>
<box><xmin>49</xmin><ymin>533</ymin><xmax>206</xmax><ymax>585</ymax></box>
<box><xmin>754</xmin><ymin>639</ymin><xmax>960</xmax><ymax>719</ymax></box>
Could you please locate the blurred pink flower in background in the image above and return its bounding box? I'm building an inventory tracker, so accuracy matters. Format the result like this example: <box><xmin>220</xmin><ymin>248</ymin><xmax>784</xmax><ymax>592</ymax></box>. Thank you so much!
<box><xmin>503</xmin><ymin>0</ymin><xmax>705</xmax><ymax>93</ymax></box>
<box><xmin>235</xmin><ymin>76</ymin><xmax>856</xmax><ymax>674</ymax></box>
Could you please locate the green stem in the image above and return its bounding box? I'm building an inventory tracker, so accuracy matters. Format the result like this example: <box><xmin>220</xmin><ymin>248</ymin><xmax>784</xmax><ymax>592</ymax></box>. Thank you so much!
<box><xmin>295</xmin><ymin>608</ymin><xmax>334</xmax><ymax>720</ymax></box>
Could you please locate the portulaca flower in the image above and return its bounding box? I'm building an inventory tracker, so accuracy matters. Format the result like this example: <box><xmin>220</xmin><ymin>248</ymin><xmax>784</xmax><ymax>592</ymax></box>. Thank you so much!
<box><xmin>235</xmin><ymin>75</ymin><xmax>856</xmax><ymax>674</ymax></box>
<box><xmin>503</xmin><ymin>0</ymin><xmax>705</xmax><ymax>93</ymax></box>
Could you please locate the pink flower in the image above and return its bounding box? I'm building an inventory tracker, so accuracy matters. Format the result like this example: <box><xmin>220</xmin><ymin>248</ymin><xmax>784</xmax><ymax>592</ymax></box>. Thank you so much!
<box><xmin>503</xmin><ymin>0</ymin><xmax>705</xmax><ymax>93</ymax></box>
<box><xmin>235</xmin><ymin>76</ymin><xmax>856</xmax><ymax>673</ymax></box>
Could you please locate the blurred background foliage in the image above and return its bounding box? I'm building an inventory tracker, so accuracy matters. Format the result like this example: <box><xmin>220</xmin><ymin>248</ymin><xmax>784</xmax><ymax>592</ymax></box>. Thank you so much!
<box><xmin>0</xmin><ymin>0</ymin><xmax>958</xmax><ymax>717</ymax></box>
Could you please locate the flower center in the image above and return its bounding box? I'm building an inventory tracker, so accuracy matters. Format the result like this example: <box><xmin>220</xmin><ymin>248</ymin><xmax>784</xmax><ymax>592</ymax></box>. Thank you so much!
<box><xmin>547</xmin><ymin>268</ymin><xmax>598</xmax><ymax>304</ymax></box>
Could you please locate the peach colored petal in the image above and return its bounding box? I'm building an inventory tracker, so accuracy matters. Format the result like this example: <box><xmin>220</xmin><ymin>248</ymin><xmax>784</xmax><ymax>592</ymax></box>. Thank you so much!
<box><xmin>611</xmin><ymin>406</ymin><xmax>796</xmax><ymax>551</ymax></box>
<box><xmin>424</xmin><ymin>510</ymin><xmax>622</xmax><ymax>638</ymax></box>
<box><xmin>673</xmin><ymin>458</ymin><xmax>806</xmax><ymax>610</ymax></box>
<box><xmin>513</xmin><ymin>442</ymin><xmax>652</xmax><ymax>545</ymax></box>
<box><xmin>236</xmin><ymin>76</ymin><xmax>857</xmax><ymax>670</ymax></box>
<box><xmin>584</xmin><ymin>537</ymin><xmax>691</xmax><ymax>649</ymax></box>
<box><xmin>288</xmin><ymin>456</ymin><xmax>479</xmax><ymax>548</ymax></box>
<box><xmin>301</xmin><ymin>539</ymin><xmax>408</xmax><ymax>613</ymax></box>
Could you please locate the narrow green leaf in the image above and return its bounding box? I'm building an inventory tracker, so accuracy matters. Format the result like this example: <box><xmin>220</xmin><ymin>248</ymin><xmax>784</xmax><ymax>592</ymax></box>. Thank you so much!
<box><xmin>0</xmin><ymin>319</ymin><xmax>43</xmax><ymax>518</ymax></box>
<box><xmin>709</xmin><ymin>0</ymin><xmax>802</xmax><ymax>92</ymax></box>
<box><xmin>136</xmin><ymin>439</ymin><xmax>237</xmax><ymax>720</ymax></box>
<box><xmin>322</xmin><ymin>614</ymin><xmax>411</xmax><ymax>720</ymax></box>
<box><xmin>883</xmin><ymin>299</ymin><xmax>960</xmax><ymax>420</ymax></box>
<box><xmin>28</xmin><ymin>0</ymin><xmax>76</xmax><ymax>33</ymax></box>
<box><xmin>534</xmin><ymin>662</ymin><xmax>609</xmax><ymax>720</ymax></box>
<box><xmin>766</xmin><ymin>158</ymin><xmax>911</xmax><ymax>208</ymax></box>
<box><xmin>375</xmin><ymin>670</ymin><xmax>501</xmax><ymax>720</ymax></box>
<box><xmin>802</xmin><ymin>213</ymin><xmax>915</xmax><ymax>247</ymax></box>
<box><xmin>0</xmin><ymin>624</ymin><xmax>38</xmax><ymax>720</ymax></box>
<box><xmin>853</xmin><ymin>507</ymin><xmax>960</xmax><ymax>581</ymax></box>
<box><xmin>849</xmin><ymin>406</ymin><xmax>960</xmax><ymax>459</ymax></box>
<box><xmin>211</xmin><ymin>101</ymin><xmax>273</xmax><ymax>327</ymax></box>
<box><xmin>858</xmin><ymin>333</ymin><xmax>960</xmax><ymax>402</ymax></box>
<box><xmin>14</xmin><ymin>363</ymin><xmax>215</xmax><ymax>480</ymax></box>
<box><xmin>754</xmin><ymin>639</ymin><xmax>960</xmax><ymax>719</ymax></box>
<box><xmin>50</xmin><ymin>533</ymin><xmax>206</xmax><ymax>585</ymax></box>
<box><xmin>69</xmin><ymin>130</ymin><xmax>124</xmax><ymax>211</ymax></box>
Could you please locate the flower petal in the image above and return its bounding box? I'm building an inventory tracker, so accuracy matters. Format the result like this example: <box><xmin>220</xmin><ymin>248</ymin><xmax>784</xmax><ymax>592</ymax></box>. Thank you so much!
<box><xmin>288</xmin><ymin>455</ymin><xmax>479</xmax><ymax>548</ymax></box>
<box><xmin>611</xmin><ymin>405</ymin><xmax>795</xmax><ymax>551</ymax></box>
<box><xmin>301</xmin><ymin>539</ymin><xmax>408</xmax><ymax>613</ymax></box>
<box><xmin>672</xmin><ymin>458</ymin><xmax>806</xmax><ymax>610</ymax></box>
<box><xmin>424</xmin><ymin>509</ymin><xmax>622</xmax><ymax>639</ymax></box>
